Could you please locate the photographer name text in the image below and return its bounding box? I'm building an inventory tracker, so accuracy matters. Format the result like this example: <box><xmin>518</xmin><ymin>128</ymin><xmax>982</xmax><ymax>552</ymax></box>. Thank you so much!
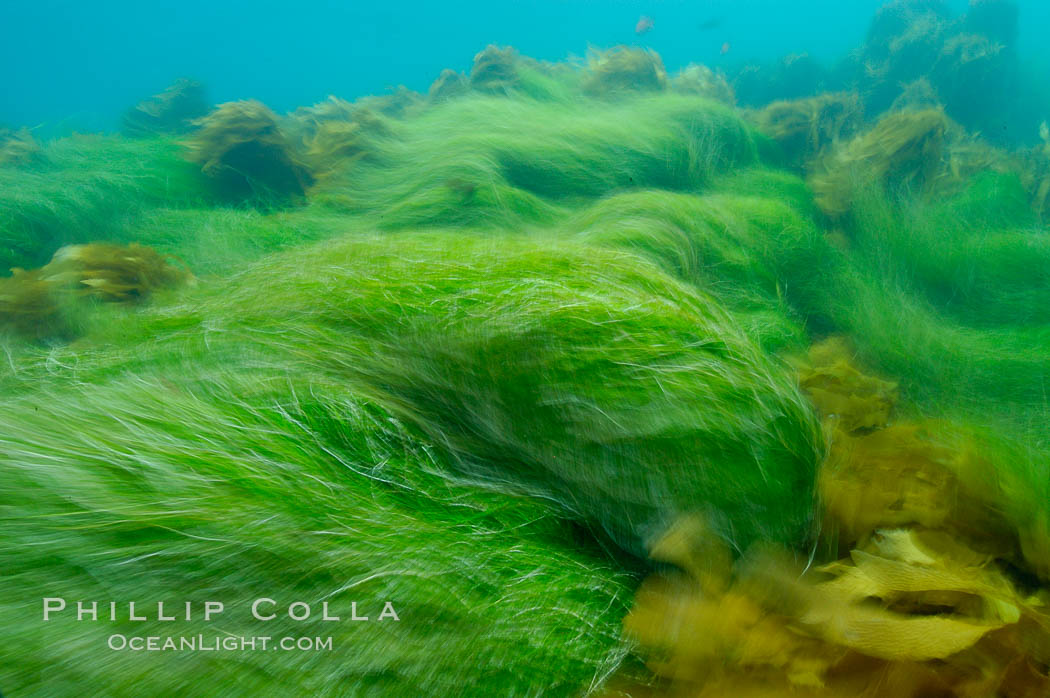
<box><xmin>42</xmin><ymin>598</ymin><xmax>400</xmax><ymax>623</ymax></box>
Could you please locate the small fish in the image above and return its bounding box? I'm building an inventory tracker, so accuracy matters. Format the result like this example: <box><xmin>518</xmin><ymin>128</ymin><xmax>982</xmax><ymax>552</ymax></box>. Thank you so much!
<box><xmin>698</xmin><ymin>17</ymin><xmax>723</xmax><ymax>32</ymax></box>
<box><xmin>635</xmin><ymin>15</ymin><xmax>654</xmax><ymax>35</ymax></box>
<box><xmin>720</xmin><ymin>41</ymin><xmax>731</xmax><ymax>55</ymax></box>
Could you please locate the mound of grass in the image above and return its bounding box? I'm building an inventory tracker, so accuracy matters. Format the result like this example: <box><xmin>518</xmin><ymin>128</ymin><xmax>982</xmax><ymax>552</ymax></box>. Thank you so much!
<box><xmin>0</xmin><ymin>373</ymin><xmax>634</xmax><ymax>697</ymax></box>
<box><xmin>187</xmin><ymin>234</ymin><xmax>823</xmax><ymax>553</ymax></box>
<box><xmin>0</xmin><ymin>135</ymin><xmax>208</xmax><ymax>272</ymax></box>
<box><xmin>316</xmin><ymin>94</ymin><xmax>763</xmax><ymax>230</ymax></box>
<box><xmin>569</xmin><ymin>186</ymin><xmax>831</xmax><ymax>351</ymax></box>
<box><xmin>0</xmin><ymin>230</ymin><xmax>824</xmax><ymax>695</ymax></box>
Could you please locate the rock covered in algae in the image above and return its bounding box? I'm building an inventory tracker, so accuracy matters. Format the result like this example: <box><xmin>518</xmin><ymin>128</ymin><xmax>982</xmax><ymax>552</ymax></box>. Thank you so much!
<box><xmin>808</xmin><ymin>106</ymin><xmax>1017</xmax><ymax>218</ymax></box>
<box><xmin>809</xmin><ymin>108</ymin><xmax>948</xmax><ymax>217</ymax></box>
<box><xmin>182</xmin><ymin>100</ymin><xmax>313</xmax><ymax>202</ymax></box>
<box><xmin>752</xmin><ymin>92</ymin><xmax>864</xmax><ymax>168</ymax></box>
<box><xmin>428</xmin><ymin>68</ymin><xmax>470</xmax><ymax>101</ymax></box>
<box><xmin>889</xmin><ymin>77</ymin><xmax>944</xmax><ymax>112</ymax></box>
<box><xmin>121</xmin><ymin>78</ymin><xmax>209</xmax><ymax>137</ymax></box>
<box><xmin>930</xmin><ymin>30</ymin><xmax>1016</xmax><ymax>134</ymax></box>
<box><xmin>581</xmin><ymin>46</ymin><xmax>669</xmax><ymax>98</ymax></box>
<box><xmin>731</xmin><ymin>53</ymin><xmax>829</xmax><ymax>107</ymax></box>
<box><xmin>1020</xmin><ymin>122</ymin><xmax>1050</xmax><ymax>220</ymax></box>
<box><xmin>965</xmin><ymin>0</ymin><xmax>1019</xmax><ymax>44</ymax></box>
<box><xmin>845</xmin><ymin>0</ymin><xmax>1022</xmax><ymax>138</ymax></box>
<box><xmin>354</xmin><ymin>85</ymin><xmax>424</xmax><ymax>118</ymax></box>
<box><xmin>314</xmin><ymin>93</ymin><xmax>765</xmax><ymax>229</ymax></box>
<box><xmin>469</xmin><ymin>45</ymin><xmax>520</xmax><ymax>93</ymax></box>
<box><xmin>284</xmin><ymin>96</ymin><xmax>390</xmax><ymax>178</ymax></box>
<box><xmin>670</xmin><ymin>64</ymin><xmax>734</xmax><ymax>104</ymax></box>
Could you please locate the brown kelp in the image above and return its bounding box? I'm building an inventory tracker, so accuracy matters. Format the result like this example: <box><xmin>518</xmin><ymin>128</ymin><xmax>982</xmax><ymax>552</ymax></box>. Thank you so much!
<box><xmin>284</xmin><ymin>96</ymin><xmax>390</xmax><ymax>178</ymax></box>
<box><xmin>809</xmin><ymin>108</ymin><xmax>948</xmax><ymax>218</ymax></box>
<box><xmin>121</xmin><ymin>78</ymin><xmax>209</xmax><ymax>137</ymax></box>
<box><xmin>670</xmin><ymin>63</ymin><xmax>735</xmax><ymax>104</ymax></box>
<box><xmin>429</xmin><ymin>68</ymin><xmax>469</xmax><ymax>101</ymax></box>
<box><xmin>182</xmin><ymin>100</ymin><xmax>313</xmax><ymax>202</ymax></box>
<box><xmin>0</xmin><ymin>242</ymin><xmax>190</xmax><ymax>339</ymax></box>
<box><xmin>752</xmin><ymin>92</ymin><xmax>864</xmax><ymax>169</ymax></box>
<box><xmin>612</xmin><ymin>337</ymin><xmax>1050</xmax><ymax>697</ymax></box>
<box><xmin>0</xmin><ymin>127</ymin><xmax>42</xmax><ymax>167</ymax></box>
<box><xmin>581</xmin><ymin>46</ymin><xmax>669</xmax><ymax>98</ymax></box>
<box><xmin>469</xmin><ymin>44</ymin><xmax>521</xmax><ymax>93</ymax></box>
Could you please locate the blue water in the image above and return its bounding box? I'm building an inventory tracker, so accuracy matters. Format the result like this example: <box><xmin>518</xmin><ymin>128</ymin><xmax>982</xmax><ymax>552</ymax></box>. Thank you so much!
<box><xmin>2</xmin><ymin>0</ymin><xmax>1047</xmax><ymax>133</ymax></box>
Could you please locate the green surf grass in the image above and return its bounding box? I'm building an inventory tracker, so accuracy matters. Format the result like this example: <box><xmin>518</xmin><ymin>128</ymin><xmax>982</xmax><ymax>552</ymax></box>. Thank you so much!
<box><xmin>0</xmin><ymin>136</ymin><xmax>208</xmax><ymax>271</ymax></box>
<box><xmin>315</xmin><ymin>93</ymin><xmax>762</xmax><ymax>230</ymax></box>
<box><xmin>0</xmin><ymin>373</ymin><xmax>634</xmax><ymax>696</ymax></box>
<box><xmin>3</xmin><ymin>52</ymin><xmax>1050</xmax><ymax>695</ymax></box>
<box><xmin>0</xmin><ymin>231</ymin><xmax>821</xmax><ymax>695</ymax></box>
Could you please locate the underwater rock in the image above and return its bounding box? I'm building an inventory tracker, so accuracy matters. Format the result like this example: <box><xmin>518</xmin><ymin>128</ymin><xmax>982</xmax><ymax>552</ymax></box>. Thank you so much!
<box><xmin>1020</xmin><ymin>123</ymin><xmax>1050</xmax><ymax>220</ymax></box>
<box><xmin>964</xmin><ymin>0</ymin><xmax>1018</xmax><ymax>46</ymax></box>
<box><xmin>428</xmin><ymin>68</ymin><xmax>469</xmax><ymax>102</ymax></box>
<box><xmin>121</xmin><ymin>78</ymin><xmax>209</xmax><ymax>137</ymax></box>
<box><xmin>670</xmin><ymin>64</ymin><xmax>734</xmax><ymax>104</ymax></box>
<box><xmin>860</xmin><ymin>0</ymin><xmax>952</xmax><ymax>91</ymax></box>
<box><xmin>0</xmin><ymin>127</ymin><xmax>42</xmax><ymax>167</ymax></box>
<box><xmin>731</xmin><ymin>53</ymin><xmax>830</xmax><ymax>107</ymax></box>
<box><xmin>846</xmin><ymin>0</ymin><xmax>1023</xmax><ymax>140</ymax></box>
<box><xmin>284</xmin><ymin>97</ymin><xmax>390</xmax><ymax>178</ymax></box>
<box><xmin>469</xmin><ymin>45</ymin><xmax>520</xmax><ymax>93</ymax></box>
<box><xmin>888</xmin><ymin>77</ymin><xmax>943</xmax><ymax>112</ymax></box>
<box><xmin>581</xmin><ymin>46</ymin><xmax>668</xmax><ymax>98</ymax></box>
<box><xmin>182</xmin><ymin>100</ymin><xmax>313</xmax><ymax>203</ymax></box>
<box><xmin>838</xmin><ymin>0</ymin><xmax>950</xmax><ymax>117</ymax></box>
<box><xmin>931</xmin><ymin>31</ymin><xmax>1016</xmax><ymax>135</ymax></box>
<box><xmin>752</xmin><ymin>93</ymin><xmax>864</xmax><ymax>169</ymax></box>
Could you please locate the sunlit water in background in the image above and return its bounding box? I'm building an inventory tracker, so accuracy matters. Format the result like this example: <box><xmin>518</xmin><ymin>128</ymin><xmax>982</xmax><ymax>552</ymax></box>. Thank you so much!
<box><xmin>4</xmin><ymin>0</ymin><xmax>1049</xmax><ymax>134</ymax></box>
